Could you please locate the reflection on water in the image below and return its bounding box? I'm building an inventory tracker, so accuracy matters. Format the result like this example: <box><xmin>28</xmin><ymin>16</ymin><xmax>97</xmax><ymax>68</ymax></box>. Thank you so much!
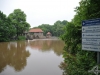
<box><xmin>28</xmin><ymin>39</ymin><xmax>64</xmax><ymax>56</ymax></box>
<box><xmin>0</xmin><ymin>39</ymin><xmax>64</xmax><ymax>75</ymax></box>
<box><xmin>0</xmin><ymin>41</ymin><xmax>30</xmax><ymax>72</ymax></box>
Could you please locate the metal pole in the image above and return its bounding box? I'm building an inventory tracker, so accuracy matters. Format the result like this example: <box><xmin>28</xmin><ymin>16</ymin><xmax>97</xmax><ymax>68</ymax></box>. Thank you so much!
<box><xmin>97</xmin><ymin>52</ymin><xmax>100</xmax><ymax>64</ymax></box>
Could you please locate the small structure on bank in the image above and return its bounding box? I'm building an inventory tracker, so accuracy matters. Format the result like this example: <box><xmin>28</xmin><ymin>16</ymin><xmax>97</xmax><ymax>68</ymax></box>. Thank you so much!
<box><xmin>28</xmin><ymin>28</ymin><xmax>44</xmax><ymax>39</ymax></box>
<box><xmin>46</xmin><ymin>32</ymin><xmax>52</xmax><ymax>38</ymax></box>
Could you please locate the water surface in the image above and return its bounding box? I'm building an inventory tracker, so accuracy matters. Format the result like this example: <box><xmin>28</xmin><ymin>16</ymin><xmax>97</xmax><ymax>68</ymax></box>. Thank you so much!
<box><xmin>0</xmin><ymin>39</ymin><xmax>64</xmax><ymax>75</ymax></box>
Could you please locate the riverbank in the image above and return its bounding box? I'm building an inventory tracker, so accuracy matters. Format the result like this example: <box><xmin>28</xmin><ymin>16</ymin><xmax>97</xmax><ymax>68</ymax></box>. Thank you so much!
<box><xmin>27</xmin><ymin>36</ymin><xmax>59</xmax><ymax>40</ymax></box>
<box><xmin>45</xmin><ymin>36</ymin><xmax>59</xmax><ymax>39</ymax></box>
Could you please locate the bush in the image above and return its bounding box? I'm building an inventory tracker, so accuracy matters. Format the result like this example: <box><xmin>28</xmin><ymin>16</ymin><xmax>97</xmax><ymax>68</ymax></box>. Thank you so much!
<box><xmin>18</xmin><ymin>36</ymin><xmax>26</xmax><ymax>40</ymax></box>
<box><xmin>60</xmin><ymin>22</ymin><xmax>97</xmax><ymax>75</ymax></box>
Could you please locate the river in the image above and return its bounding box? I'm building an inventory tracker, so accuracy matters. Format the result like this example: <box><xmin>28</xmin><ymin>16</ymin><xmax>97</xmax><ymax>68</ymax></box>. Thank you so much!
<box><xmin>0</xmin><ymin>39</ymin><xmax>64</xmax><ymax>75</ymax></box>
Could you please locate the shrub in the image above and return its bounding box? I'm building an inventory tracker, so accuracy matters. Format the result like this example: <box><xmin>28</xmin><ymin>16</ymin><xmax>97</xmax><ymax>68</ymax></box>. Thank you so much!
<box><xmin>18</xmin><ymin>36</ymin><xmax>26</xmax><ymax>40</ymax></box>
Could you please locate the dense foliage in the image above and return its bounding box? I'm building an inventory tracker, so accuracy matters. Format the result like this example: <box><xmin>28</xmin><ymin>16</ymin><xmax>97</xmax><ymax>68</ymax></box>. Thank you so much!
<box><xmin>0</xmin><ymin>9</ymin><xmax>30</xmax><ymax>42</ymax></box>
<box><xmin>8</xmin><ymin>9</ymin><xmax>30</xmax><ymax>38</ymax></box>
<box><xmin>36</xmin><ymin>20</ymin><xmax>67</xmax><ymax>36</ymax></box>
<box><xmin>60</xmin><ymin>0</ymin><xmax>100</xmax><ymax>75</ymax></box>
<box><xmin>0</xmin><ymin>11</ymin><xmax>16</xmax><ymax>42</ymax></box>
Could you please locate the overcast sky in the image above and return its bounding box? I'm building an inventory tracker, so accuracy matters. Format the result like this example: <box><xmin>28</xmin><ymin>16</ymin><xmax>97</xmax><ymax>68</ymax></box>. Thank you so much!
<box><xmin>0</xmin><ymin>0</ymin><xmax>80</xmax><ymax>27</ymax></box>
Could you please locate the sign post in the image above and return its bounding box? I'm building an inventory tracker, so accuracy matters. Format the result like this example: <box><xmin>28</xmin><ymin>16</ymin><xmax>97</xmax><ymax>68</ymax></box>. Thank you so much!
<box><xmin>97</xmin><ymin>52</ymin><xmax>100</xmax><ymax>64</ymax></box>
<box><xmin>82</xmin><ymin>18</ymin><xmax>100</xmax><ymax>75</ymax></box>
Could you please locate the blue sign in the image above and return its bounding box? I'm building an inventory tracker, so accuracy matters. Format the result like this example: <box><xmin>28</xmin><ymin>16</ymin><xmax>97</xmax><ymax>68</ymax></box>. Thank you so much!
<box><xmin>82</xmin><ymin>18</ymin><xmax>100</xmax><ymax>51</ymax></box>
<box><xmin>82</xmin><ymin>18</ymin><xmax>100</xmax><ymax>26</ymax></box>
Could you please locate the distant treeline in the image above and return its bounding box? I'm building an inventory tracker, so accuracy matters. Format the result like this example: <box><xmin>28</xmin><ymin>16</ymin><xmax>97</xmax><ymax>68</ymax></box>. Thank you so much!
<box><xmin>0</xmin><ymin>8</ymin><xmax>68</xmax><ymax>42</ymax></box>
<box><xmin>33</xmin><ymin>20</ymin><xmax>68</xmax><ymax>36</ymax></box>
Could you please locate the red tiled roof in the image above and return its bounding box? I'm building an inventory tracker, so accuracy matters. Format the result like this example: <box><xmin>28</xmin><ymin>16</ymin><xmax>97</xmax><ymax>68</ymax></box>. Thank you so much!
<box><xmin>29</xmin><ymin>28</ymin><xmax>43</xmax><ymax>32</ymax></box>
<box><xmin>47</xmin><ymin>32</ymin><xmax>51</xmax><ymax>34</ymax></box>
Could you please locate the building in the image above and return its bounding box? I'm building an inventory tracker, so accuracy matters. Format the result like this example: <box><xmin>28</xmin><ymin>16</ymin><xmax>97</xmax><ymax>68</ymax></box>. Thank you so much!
<box><xmin>28</xmin><ymin>28</ymin><xmax>44</xmax><ymax>39</ymax></box>
<box><xmin>46</xmin><ymin>32</ymin><xmax>52</xmax><ymax>38</ymax></box>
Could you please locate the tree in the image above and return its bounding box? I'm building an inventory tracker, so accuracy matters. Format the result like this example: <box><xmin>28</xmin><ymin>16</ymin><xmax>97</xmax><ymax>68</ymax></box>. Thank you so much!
<box><xmin>8</xmin><ymin>9</ymin><xmax>30</xmax><ymax>39</ymax></box>
<box><xmin>37</xmin><ymin>20</ymin><xmax>67</xmax><ymax>37</ymax></box>
<box><xmin>38</xmin><ymin>24</ymin><xmax>53</xmax><ymax>36</ymax></box>
<box><xmin>60</xmin><ymin>0</ymin><xmax>100</xmax><ymax>74</ymax></box>
<box><xmin>0</xmin><ymin>11</ymin><xmax>16</xmax><ymax>42</ymax></box>
<box><xmin>53</xmin><ymin>20</ymin><xmax>67</xmax><ymax>36</ymax></box>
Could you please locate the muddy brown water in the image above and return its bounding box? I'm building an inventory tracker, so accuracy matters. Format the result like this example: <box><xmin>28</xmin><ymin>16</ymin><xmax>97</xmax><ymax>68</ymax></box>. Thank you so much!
<box><xmin>0</xmin><ymin>39</ymin><xmax>64</xmax><ymax>75</ymax></box>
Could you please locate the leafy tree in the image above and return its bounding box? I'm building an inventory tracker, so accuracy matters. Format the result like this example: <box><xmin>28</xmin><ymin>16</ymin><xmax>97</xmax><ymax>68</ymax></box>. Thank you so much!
<box><xmin>61</xmin><ymin>21</ymin><xmax>96</xmax><ymax>75</ymax></box>
<box><xmin>62</xmin><ymin>20</ymin><xmax>68</xmax><ymax>25</ymax></box>
<box><xmin>60</xmin><ymin>0</ymin><xmax>100</xmax><ymax>75</ymax></box>
<box><xmin>37</xmin><ymin>20</ymin><xmax>67</xmax><ymax>37</ymax></box>
<box><xmin>8</xmin><ymin>9</ymin><xmax>30</xmax><ymax>39</ymax></box>
<box><xmin>38</xmin><ymin>24</ymin><xmax>52</xmax><ymax>36</ymax></box>
<box><xmin>0</xmin><ymin>11</ymin><xmax>16</xmax><ymax>42</ymax></box>
<box><xmin>53</xmin><ymin>20</ymin><xmax>67</xmax><ymax>36</ymax></box>
<box><xmin>86</xmin><ymin>0</ymin><xmax>100</xmax><ymax>19</ymax></box>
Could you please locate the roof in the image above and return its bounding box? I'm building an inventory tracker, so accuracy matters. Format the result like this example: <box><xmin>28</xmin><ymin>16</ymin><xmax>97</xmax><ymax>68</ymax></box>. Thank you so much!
<box><xmin>47</xmin><ymin>32</ymin><xmax>51</xmax><ymax>34</ymax></box>
<box><xmin>29</xmin><ymin>28</ymin><xmax>43</xmax><ymax>32</ymax></box>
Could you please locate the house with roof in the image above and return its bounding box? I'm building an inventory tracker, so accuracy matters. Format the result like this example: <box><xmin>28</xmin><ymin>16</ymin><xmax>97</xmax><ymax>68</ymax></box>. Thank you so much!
<box><xmin>46</xmin><ymin>32</ymin><xmax>52</xmax><ymax>38</ymax></box>
<box><xmin>28</xmin><ymin>28</ymin><xmax>44</xmax><ymax>39</ymax></box>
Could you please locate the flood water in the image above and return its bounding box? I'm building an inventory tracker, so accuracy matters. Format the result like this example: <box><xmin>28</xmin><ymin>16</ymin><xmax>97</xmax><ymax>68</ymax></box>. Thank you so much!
<box><xmin>0</xmin><ymin>39</ymin><xmax>64</xmax><ymax>75</ymax></box>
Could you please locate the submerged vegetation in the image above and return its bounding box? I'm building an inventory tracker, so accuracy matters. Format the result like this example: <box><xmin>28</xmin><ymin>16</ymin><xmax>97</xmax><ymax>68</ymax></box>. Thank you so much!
<box><xmin>60</xmin><ymin>0</ymin><xmax>100</xmax><ymax>75</ymax></box>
